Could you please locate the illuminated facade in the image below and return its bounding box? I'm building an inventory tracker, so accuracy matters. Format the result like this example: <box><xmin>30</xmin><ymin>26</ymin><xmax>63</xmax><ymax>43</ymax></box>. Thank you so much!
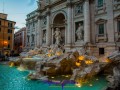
<box><xmin>0</xmin><ymin>13</ymin><xmax>16</xmax><ymax>55</ymax></box>
<box><xmin>26</xmin><ymin>0</ymin><xmax>120</xmax><ymax>59</ymax></box>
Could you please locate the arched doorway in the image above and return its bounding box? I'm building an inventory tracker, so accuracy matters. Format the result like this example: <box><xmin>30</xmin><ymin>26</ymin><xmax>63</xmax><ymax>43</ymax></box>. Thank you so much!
<box><xmin>52</xmin><ymin>13</ymin><xmax>66</xmax><ymax>45</ymax></box>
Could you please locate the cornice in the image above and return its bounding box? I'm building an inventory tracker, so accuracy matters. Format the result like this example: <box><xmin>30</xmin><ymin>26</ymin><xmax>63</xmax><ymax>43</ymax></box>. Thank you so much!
<box><xmin>66</xmin><ymin>2</ymin><xmax>73</xmax><ymax>7</ymax></box>
<box><xmin>37</xmin><ymin>0</ymin><xmax>66</xmax><ymax>13</ymax></box>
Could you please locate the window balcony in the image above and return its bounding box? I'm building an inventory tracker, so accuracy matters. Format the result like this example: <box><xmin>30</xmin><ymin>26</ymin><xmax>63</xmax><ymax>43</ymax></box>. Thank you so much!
<box><xmin>115</xmin><ymin>32</ymin><xmax>120</xmax><ymax>42</ymax></box>
<box><xmin>95</xmin><ymin>3</ymin><xmax>106</xmax><ymax>15</ymax></box>
<box><xmin>96</xmin><ymin>33</ymin><xmax>108</xmax><ymax>42</ymax></box>
<box><xmin>31</xmin><ymin>42</ymin><xmax>35</xmax><ymax>46</ymax></box>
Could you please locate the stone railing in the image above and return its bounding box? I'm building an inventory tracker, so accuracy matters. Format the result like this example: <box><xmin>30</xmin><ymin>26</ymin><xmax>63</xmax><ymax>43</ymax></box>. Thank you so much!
<box><xmin>115</xmin><ymin>32</ymin><xmax>120</xmax><ymax>42</ymax></box>
<box><xmin>95</xmin><ymin>3</ymin><xmax>106</xmax><ymax>14</ymax></box>
<box><xmin>31</xmin><ymin>42</ymin><xmax>35</xmax><ymax>46</ymax></box>
<box><xmin>95</xmin><ymin>33</ymin><xmax>108</xmax><ymax>42</ymax></box>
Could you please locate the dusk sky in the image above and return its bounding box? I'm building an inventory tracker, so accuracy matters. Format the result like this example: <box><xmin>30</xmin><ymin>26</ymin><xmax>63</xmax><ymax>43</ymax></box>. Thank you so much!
<box><xmin>0</xmin><ymin>0</ymin><xmax>37</xmax><ymax>32</ymax></box>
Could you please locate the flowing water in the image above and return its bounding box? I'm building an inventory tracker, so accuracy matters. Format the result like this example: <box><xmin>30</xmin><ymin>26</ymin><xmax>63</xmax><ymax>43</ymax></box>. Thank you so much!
<box><xmin>0</xmin><ymin>64</ymin><xmax>108</xmax><ymax>90</ymax></box>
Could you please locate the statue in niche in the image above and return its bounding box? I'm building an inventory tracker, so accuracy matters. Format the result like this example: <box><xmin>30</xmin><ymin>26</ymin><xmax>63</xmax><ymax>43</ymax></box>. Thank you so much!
<box><xmin>42</xmin><ymin>32</ymin><xmax>46</xmax><ymax>43</ymax></box>
<box><xmin>53</xmin><ymin>28</ymin><xmax>62</xmax><ymax>45</ymax></box>
<box><xmin>76</xmin><ymin>23</ymin><xmax>84</xmax><ymax>41</ymax></box>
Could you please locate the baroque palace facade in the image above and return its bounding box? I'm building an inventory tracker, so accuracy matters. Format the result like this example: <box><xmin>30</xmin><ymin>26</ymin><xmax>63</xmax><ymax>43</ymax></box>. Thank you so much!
<box><xmin>26</xmin><ymin>0</ymin><xmax>120</xmax><ymax>58</ymax></box>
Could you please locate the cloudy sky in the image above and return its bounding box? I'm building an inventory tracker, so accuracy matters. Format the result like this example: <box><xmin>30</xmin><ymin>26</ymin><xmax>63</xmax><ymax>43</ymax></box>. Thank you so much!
<box><xmin>0</xmin><ymin>0</ymin><xmax>37</xmax><ymax>32</ymax></box>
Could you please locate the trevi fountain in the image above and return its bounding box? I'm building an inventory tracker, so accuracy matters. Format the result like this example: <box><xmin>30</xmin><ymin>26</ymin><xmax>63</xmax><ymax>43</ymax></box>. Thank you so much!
<box><xmin>1</xmin><ymin>25</ymin><xmax>120</xmax><ymax>90</ymax></box>
<box><xmin>3</xmin><ymin>42</ymin><xmax>119</xmax><ymax>90</ymax></box>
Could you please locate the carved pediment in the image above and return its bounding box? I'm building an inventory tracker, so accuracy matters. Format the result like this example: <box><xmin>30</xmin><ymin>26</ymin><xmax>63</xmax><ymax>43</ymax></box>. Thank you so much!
<box><xmin>114</xmin><ymin>0</ymin><xmax>120</xmax><ymax>2</ymax></box>
<box><xmin>95</xmin><ymin>19</ymin><xmax>107</xmax><ymax>24</ymax></box>
<box><xmin>114</xmin><ymin>14</ymin><xmax>120</xmax><ymax>20</ymax></box>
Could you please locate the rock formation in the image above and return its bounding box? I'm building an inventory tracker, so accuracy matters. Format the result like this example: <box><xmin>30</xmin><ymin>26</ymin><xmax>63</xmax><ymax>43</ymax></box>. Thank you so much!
<box><xmin>27</xmin><ymin>49</ymin><xmax>104</xmax><ymax>83</ymax></box>
<box><xmin>105</xmin><ymin>51</ymin><xmax>120</xmax><ymax>90</ymax></box>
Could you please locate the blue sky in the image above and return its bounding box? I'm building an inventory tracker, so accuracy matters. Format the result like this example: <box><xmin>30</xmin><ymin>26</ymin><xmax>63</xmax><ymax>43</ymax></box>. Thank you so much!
<box><xmin>0</xmin><ymin>0</ymin><xmax>37</xmax><ymax>32</ymax></box>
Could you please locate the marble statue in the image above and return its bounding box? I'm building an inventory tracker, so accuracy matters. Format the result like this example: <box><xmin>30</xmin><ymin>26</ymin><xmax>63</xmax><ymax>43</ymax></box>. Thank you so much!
<box><xmin>37</xmin><ymin>0</ymin><xmax>41</xmax><ymax>9</ymax></box>
<box><xmin>43</xmin><ymin>32</ymin><xmax>46</xmax><ymax>43</ymax></box>
<box><xmin>76</xmin><ymin>23</ymin><xmax>84</xmax><ymax>41</ymax></box>
<box><xmin>54</xmin><ymin>28</ymin><xmax>62</xmax><ymax>45</ymax></box>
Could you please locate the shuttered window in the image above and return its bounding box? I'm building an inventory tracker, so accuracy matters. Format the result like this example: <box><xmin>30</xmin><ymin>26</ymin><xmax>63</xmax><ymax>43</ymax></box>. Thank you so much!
<box><xmin>99</xmin><ymin>24</ymin><xmax>104</xmax><ymax>34</ymax></box>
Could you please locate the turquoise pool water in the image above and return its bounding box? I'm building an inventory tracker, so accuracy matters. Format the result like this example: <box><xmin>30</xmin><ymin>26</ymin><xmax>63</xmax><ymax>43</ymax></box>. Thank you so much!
<box><xmin>0</xmin><ymin>65</ymin><xmax>108</xmax><ymax>90</ymax></box>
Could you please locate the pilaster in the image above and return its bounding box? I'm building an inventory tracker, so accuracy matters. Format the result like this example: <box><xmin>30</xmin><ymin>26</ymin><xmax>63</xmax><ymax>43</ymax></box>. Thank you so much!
<box><xmin>37</xmin><ymin>15</ymin><xmax>42</xmax><ymax>47</ymax></box>
<box><xmin>84</xmin><ymin>0</ymin><xmax>90</xmax><ymax>43</ymax></box>
<box><xmin>66</xmin><ymin>1</ymin><xmax>73</xmax><ymax>46</ymax></box>
<box><xmin>46</xmin><ymin>8</ymin><xmax>51</xmax><ymax>46</ymax></box>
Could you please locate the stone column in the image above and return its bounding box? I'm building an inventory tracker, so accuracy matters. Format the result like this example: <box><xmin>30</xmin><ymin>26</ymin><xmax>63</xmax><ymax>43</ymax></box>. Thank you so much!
<box><xmin>51</xmin><ymin>26</ymin><xmax>54</xmax><ymax>44</ymax></box>
<box><xmin>84</xmin><ymin>0</ymin><xmax>90</xmax><ymax>43</ymax></box>
<box><xmin>65</xmin><ymin>24</ymin><xmax>67</xmax><ymax>44</ymax></box>
<box><xmin>106</xmin><ymin>0</ymin><xmax>114</xmax><ymax>42</ymax></box>
<box><xmin>66</xmin><ymin>1</ymin><xmax>72</xmax><ymax>45</ymax></box>
<box><xmin>38</xmin><ymin>16</ymin><xmax>42</xmax><ymax>47</ymax></box>
<box><xmin>46</xmin><ymin>9</ymin><xmax>51</xmax><ymax>46</ymax></box>
<box><xmin>35</xmin><ymin>22</ymin><xmax>37</xmax><ymax>47</ymax></box>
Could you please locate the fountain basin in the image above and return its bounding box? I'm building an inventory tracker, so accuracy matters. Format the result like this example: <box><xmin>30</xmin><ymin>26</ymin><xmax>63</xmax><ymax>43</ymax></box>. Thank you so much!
<box><xmin>0</xmin><ymin>64</ymin><xmax>108</xmax><ymax>90</ymax></box>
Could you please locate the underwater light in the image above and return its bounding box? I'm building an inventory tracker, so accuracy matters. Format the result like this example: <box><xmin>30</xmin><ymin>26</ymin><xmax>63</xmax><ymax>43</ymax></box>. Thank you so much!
<box><xmin>23</xmin><ymin>77</ymin><xmax>25</xmax><ymax>79</ymax></box>
<box><xmin>96</xmin><ymin>78</ymin><xmax>99</xmax><ymax>80</ymax></box>
<box><xmin>89</xmin><ymin>84</ymin><xmax>93</xmax><ymax>86</ymax></box>
<box><xmin>76</xmin><ymin>83</ymin><xmax>82</xmax><ymax>87</ymax></box>
<box><xmin>17</xmin><ymin>66</ymin><xmax>26</xmax><ymax>71</ymax></box>
<box><xmin>105</xmin><ymin>58</ymin><xmax>111</xmax><ymax>63</ymax></box>
<box><xmin>10</xmin><ymin>62</ymin><xmax>14</xmax><ymax>67</ymax></box>
<box><xmin>47</xmin><ymin>54</ymin><xmax>51</xmax><ymax>57</ymax></box>
<box><xmin>65</xmin><ymin>75</ymin><xmax>69</xmax><ymax>77</ymax></box>
<box><xmin>85</xmin><ymin>60</ymin><xmax>93</xmax><ymax>64</ymax></box>
<box><xmin>78</xmin><ymin>56</ymin><xmax>85</xmax><ymax>60</ymax></box>
<box><xmin>76</xmin><ymin>62</ymin><xmax>81</xmax><ymax>66</ymax></box>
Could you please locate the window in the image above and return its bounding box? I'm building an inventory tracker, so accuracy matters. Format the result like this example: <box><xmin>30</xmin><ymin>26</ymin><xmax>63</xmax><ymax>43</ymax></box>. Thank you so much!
<box><xmin>27</xmin><ymin>36</ymin><xmax>29</xmax><ymax>43</ymax></box>
<box><xmin>33</xmin><ymin>22</ymin><xmax>35</xmax><ymax>27</ymax></box>
<box><xmin>98</xmin><ymin>0</ymin><xmax>103</xmax><ymax>7</ymax></box>
<box><xmin>8</xmin><ymin>36</ymin><xmax>10</xmax><ymax>40</ymax></box>
<box><xmin>118</xmin><ymin>21</ymin><xmax>120</xmax><ymax>32</ymax></box>
<box><xmin>8</xmin><ymin>29</ymin><xmax>12</xmax><ymax>33</ymax></box>
<box><xmin>8</xmin><ymin>44</ymin><xmax>10</xmax><ymax>48</ymax></box>
<box><xmin>99</xmin><ymin>48</ymin><xmax>105</xmax><ymax>55</ymax></box>
<box><xmin>8</xmin><ymin>29</ymin><xmax>10</xmax><ymax>33</ymax></box>
<box><xmin>8</xmin><ymin>22</ymin><xmax>12</xmax><ymax>27</ymax></box>
<box><xmin>115</xmin><ymin>0</ymin><xmax>120</xmax><ymax>3</ymax></box>
<box><xmin>43</xmin><ymin>17</ymin><xmax>47</xmax><ymax>25</ymax></box>
<box><xmin>0</xmin><ymin>21</ymin><xmax>1</xmax><ymax>25</ymax></box>
<box><xmin>32</xmin><ymin>35</ymin><xmax>34</xmax><ymax>42</ymax></box>
<box><xmin>98</xmin><ymin>24</ymin><xmax>104</xmax><ymax>34</ymax></box>
<box><xmin>119</xmin><ymin>47</ymin><xmax>120</xmax><ymax>52</ymax></box>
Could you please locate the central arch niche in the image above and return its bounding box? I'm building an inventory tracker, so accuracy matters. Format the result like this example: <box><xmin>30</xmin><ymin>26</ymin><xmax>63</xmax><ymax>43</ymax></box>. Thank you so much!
<box><xmin>52</xmin><ymin>13</ymin><xmax>66</xmax><ymax>45</ymax></box>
